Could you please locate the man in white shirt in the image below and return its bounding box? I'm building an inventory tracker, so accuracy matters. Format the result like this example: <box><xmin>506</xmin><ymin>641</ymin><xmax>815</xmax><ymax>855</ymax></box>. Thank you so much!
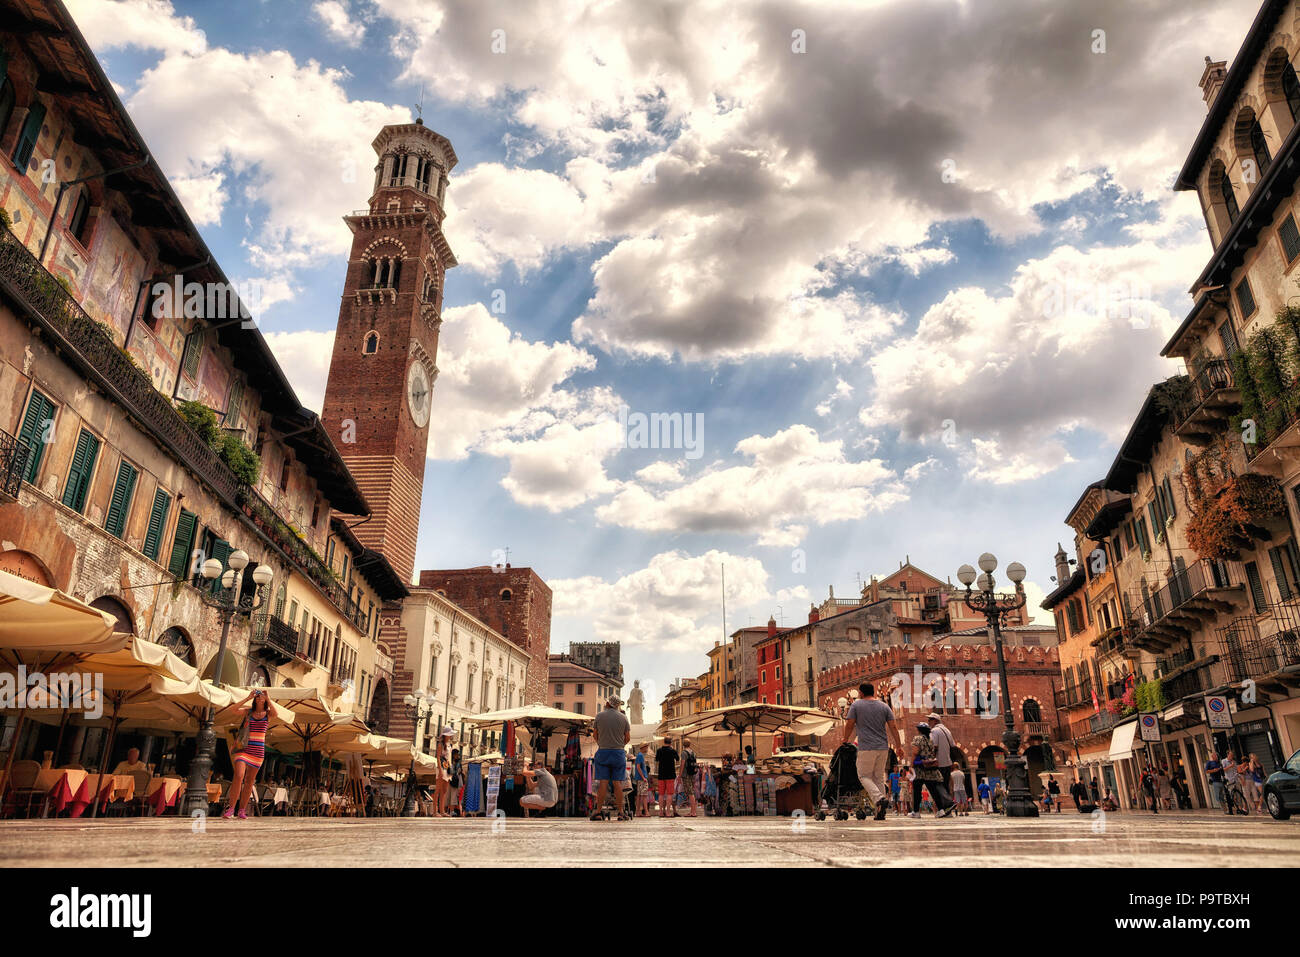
<box><xmin>926</xmin><ymin>712</ymin><xmax>957</xmax><ymax>797</ymax></box>
<box><xmin>112</xmin><ymin>748</ymin><xmax>147</xmax><ymax>774</ymax></box>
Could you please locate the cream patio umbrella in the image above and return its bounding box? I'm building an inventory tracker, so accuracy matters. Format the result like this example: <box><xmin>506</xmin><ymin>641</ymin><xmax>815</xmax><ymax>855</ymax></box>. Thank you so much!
<box><xmin>0</xmin><ymin>568</ymin><xmax>131</xmax><ymax>789</ymax></box>
<box><xmin>263</xmin><ymin>687</ymin><xmax>357</xmax><ymax>785</ymax></box>
<box><xmin>461</xmin><ymin>703</ymin><xmax>593</xmax><ymax>762</ymax></box>
<box><xmin>674</xmin><ymin>703</ymin><xmax>838</xmax><ymax>763</ymax></box>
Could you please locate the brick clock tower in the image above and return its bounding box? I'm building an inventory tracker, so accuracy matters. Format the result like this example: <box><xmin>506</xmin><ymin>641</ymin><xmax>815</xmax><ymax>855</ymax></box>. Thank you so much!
<box><xmin>322</xmin><ymin>120</ymin><xmax>457</xmax><ymax>584</ymax></box>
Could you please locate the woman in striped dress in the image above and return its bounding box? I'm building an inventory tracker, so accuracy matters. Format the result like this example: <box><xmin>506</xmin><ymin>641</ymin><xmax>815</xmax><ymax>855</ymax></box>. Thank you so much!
<box><xmin>222</xmin><ymin>690</ymin><xmax>270</xmax><ymax>820</ymax></box>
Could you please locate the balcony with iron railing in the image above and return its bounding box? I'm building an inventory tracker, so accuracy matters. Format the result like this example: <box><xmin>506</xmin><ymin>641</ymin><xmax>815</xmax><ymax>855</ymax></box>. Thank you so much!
<box><xmin>250</xmin><ymin>614</ymin><xmax>302</xmax><ymax>665</ymax></box>
<box><xmin>1128</xmin><ymin>560</ymin><xmax>1245</xmax><ymax>653</ymax></box>
<box><xmin>1243</xmin><ymin>379</ymin><xmax>1300</xmax><ymax>473</ymax></box>
<box><xmin>0</xmin><ymin>428</ymin><xmax>31</xmax><ymax>503</ymax></box>
<box><xmin>1173</xmin><ymin>359</ymin><xmax>1238</xmax><ymax>446</ymax></box>
<box><xmin>1217</xmin><ymin>598</ymin><xmax>1300</xmax><ymax>685</ymax></box>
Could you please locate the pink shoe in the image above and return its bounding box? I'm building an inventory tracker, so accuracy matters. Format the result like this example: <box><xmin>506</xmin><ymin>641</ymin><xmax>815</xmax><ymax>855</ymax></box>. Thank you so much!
<box><xmin>221</xmin><ymin>807</ymin><xmax>234</xmax><ymax>819</ymax></box>
<box><xmin>237</xmin><ymin>809</ymin><xmax>248</xmax><ymax>820</ymax></box>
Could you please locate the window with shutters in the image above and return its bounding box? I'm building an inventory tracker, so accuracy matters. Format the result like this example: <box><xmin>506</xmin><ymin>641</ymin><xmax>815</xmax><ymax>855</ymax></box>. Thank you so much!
<box><xmin>1268</xmin><ymin>544</ymin><xmax>1299</xmax><ymax>602</ymax></box>
<box><xmin>225</xmin><ymin>377</ymin><xmax>243</xmax><ymax>429</ymax></box>
<box><xmin>180</xmin><ymin>332</ymin><xmax>203</xmax><ymax>380</ymax></box>
<box><xmin>102</xmin><ymin>459</ymin><xmax>139</xmax><ymax>539</ymax></box>
<box><xmin>1281</xmin><ymin>213</ymin><xmax>1300</xmax><ymax>265</ymax></box>
<box><xmin>190</xmin><ymin>527</ymin><xmax>216</xmax><ymax>588</ymax></box>
<box><xmin>141</xmin><ymin>488</ymin><xmax>171</xmax><ymax>563</ymax></box>
<box><xmin>1244</xmin><ymin>561</ymin><xmax>1267</xmax><ymax>613</ymax></box>
<box><xmin>1219</xmin><ymin>320</ymin><xmax>1240</xmax><ymax>359</ymax></box>
<box><xmin>1162</xmin><ymin>476</ymin><xmax>1176</xmax><ymax>521</ymax></box>
<box><xmin>208</xmin><ymin>538</ymin><xmax>231</xmax><ymax>595</ymax></box>
<box><xmin>167</xmin><ymin>509</ymin><xmax>197</xmax><ymax>579</ymax></box>
<box><xmin>16</xmin><ymin>389</ymin><xmax>55</xmax><ymax>483</ymax></box>
<box><xmin>1234</xmin><ymin>278</ymin><xmax>1257</xmax><ymax>320</ymax></box>
<box><xmin>61</xmin><ymin>429</ymin><xmax>100</xmax><ymax>513</ymax></box>
<box><xmin>67</xmin><ymin>190</ymin><xmax>91</xmax><ymax>247</ymax></box>
<box><xmin>1285</xmin><ymin>61</ymin><xmax>1300</xmax><ymax>122</ymax></box>
<box><xmin>11</xmin><ymin>100</ymin><xmax>44</xmax><ymax>169</ymax></box>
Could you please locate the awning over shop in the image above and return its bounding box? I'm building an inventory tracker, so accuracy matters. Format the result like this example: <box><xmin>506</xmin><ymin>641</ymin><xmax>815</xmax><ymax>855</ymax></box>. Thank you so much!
<box><xmin>1108</xmin><ymin>720</ymin><xmax>1138</xmax><ymax>760</ymax></box>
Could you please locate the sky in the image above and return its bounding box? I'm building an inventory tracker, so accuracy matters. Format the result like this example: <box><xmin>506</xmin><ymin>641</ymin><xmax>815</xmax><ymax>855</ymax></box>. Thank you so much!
<box><xmin>67</xmin><ymin>0</ymin><xmax>1264</xmax><ymax>722</ymax></box>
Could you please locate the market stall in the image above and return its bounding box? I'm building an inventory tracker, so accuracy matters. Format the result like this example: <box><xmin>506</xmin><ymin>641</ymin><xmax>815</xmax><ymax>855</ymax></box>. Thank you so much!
<box><xmin>461</xmin><ymin>704</ymin><xmax>594</xmax><ymax>816</ymax></box>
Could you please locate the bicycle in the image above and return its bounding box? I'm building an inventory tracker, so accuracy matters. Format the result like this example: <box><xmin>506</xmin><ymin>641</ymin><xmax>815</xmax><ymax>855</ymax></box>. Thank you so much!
<box><xmin>1220</xmin><ymin>780</ymin><xmax>1248</xmax><ymax>815</ymax></box>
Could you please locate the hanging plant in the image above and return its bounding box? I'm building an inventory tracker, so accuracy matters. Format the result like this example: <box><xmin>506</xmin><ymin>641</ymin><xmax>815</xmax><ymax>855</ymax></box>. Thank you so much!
<box><xmin>1231</xmin><ymin>347</ymin><xmax>1263</xmax><ymax>445</ymax></box>
<box><xmin>1134</xmin><ymin>679</ymin><xmax>1165</xmax><ymax>713</ymax></box>
<box><xmin>1185</xmin><ymin>473</ymin><xmax>1287</xmax><ymax>560</ymax></box>
<box><xmin>1152</xmin><ymin>374</ymin><xmax>1192</xmax><ymax>417</ymax></box>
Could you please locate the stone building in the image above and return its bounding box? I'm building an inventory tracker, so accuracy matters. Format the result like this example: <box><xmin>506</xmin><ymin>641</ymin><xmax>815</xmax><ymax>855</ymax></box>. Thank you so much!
<box><xmin>547</xmin><ymin>655</ymin><xmax>619</xmax><ymax>716</ymax></box>
<box><xmin>0</xmin><ymin>1</ymin><xmax>405</xmax><ymax>767</ymax></box>
<box><xmin>565</xmin><ymin>640</ymin><xmax>623</xmax><ymax>689</ymax></box>
<box><xmin>1042</xmin><ymin>0</ymin><xmax>1300</xmax><ymax>812</ymax></box>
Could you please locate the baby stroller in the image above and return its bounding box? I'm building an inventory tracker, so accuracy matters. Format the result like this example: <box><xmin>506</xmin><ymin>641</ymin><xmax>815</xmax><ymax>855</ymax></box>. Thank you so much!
<box><xmin>815</xmin><ymin>743</ymin><xmax>869</xmax><ymax>821</ymax></box>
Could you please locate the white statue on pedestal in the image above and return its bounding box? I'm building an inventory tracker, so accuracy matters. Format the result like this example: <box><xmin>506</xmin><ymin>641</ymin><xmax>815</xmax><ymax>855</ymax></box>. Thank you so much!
<box><xmin>628</xmin><ymin>679</ymin><xmax>645</xmax><ymax>725</ymax></box>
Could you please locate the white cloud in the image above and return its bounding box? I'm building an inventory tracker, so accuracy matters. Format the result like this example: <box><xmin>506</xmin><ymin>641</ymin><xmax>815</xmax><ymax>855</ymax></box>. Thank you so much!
<box><xmin>596</xmin><ymin>424</ymin><xmax>906</xmax><ymax>542</ymax></box>
<box><xmin>262</xmin><ymin>329</ymin><xmax>335</xmax><ymax>413</ymax></box>
<box><xmin>815</xmin><ymin>378</ymin><xmax>854</xmax><ymax>417</ymax></box>
<box><xmin>550</xmin><ymin>549</ymin><xmax>771</xmax><ymax>654</ymax></box>
<box><xmin>863</xmin><ymin>239</ymin><xmax>1202</xmax><ymax>483</ymax></box>
<box><xmin>64</xmin><ymin>0</ymin><xmax>207</xmax><ymax>55</ymax></box>
<box><xmin>313</xmin><ymin>1</ymin><xmax>366</xmax><ymax>46</ymax></box>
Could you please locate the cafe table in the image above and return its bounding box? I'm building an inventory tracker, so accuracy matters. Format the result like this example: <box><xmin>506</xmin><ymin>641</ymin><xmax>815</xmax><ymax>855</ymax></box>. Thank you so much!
<box><xmin>144</xmin><ymin>777</ymin><xmax>185</xmax><ymax>815</ymax></box>
<box><xmin>40</xmin><ymin>768</ymin><xmax>88</xmax><ymax>817</ymax></box>
<box><xmin>90</xmin><ymin>774</ymin><xmax>136</xmax><ymax>815</ymax></box>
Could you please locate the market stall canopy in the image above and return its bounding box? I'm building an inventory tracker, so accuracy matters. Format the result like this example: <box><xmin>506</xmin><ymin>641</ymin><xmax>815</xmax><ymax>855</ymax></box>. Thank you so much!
<box><xmin>0</xmin><ymin>567</ymin><xmax>129</xmax><ymax>659</ymax></box>
<box><xmin>676</xmin><ymin>703</ymin><xmax>835</xmax><ymax>736</ymax></box>
<box><xmin>263</xmin><ymin>686</ymin><xmax>353</xmax><ymax>752</ymax></box>
<box><xmin>461</xmin><ymin>704</ymin><xmax>593</xmax><ymax>732</ymax></box>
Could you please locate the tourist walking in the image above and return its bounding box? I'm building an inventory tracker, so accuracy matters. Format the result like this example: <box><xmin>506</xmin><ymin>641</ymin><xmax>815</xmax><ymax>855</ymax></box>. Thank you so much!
<box><xmin>221</xmin><ymin>690</ymin><xmax>270</xmax><ymax>820</ymax></box>
<box><xmin>1139</xmin><ymin>765</ymin><xmax>1158</xmax><ymax>814</ymax></box>
<box><xmin>434</xmin><ymin>728</ymin><xmax>454</xmax><ymax>816</ymax></box>
<box><xmin>1237</xmin><ymin>753</ymin><xmax>1263</xmax><ymax>814</ymax></box>
<box><xmin>908</xmin><ymin>722</ymin><xmax>953</xmax><ymax>818</ymax></box>
<box><xmin>1205</xmin><ymin>750</ymin><xmax>1226</xmax><ymax>809</ymax></box>
<box><xmin>1047</xmin><ymin>776</ymin><xmax>1061</xmax><ymax>813</ymax></box>
<box><xmin>889</xmin><ymin>768</ymin><xmax>902</xmax><ymax>813</ymax></box>
<box><xmin>839</xmin><ymin>682</ymin><xmax>898</xmax><ymax>821</ymax></box>
<box><xmin>977</xmin><ymin>777</ymin><xmax>992</xmax><ymax>813</ymax></box>
<box><xmin>655</xmin><ymin>737</ymin><xmax>679</xmax><ymax>818</ymax></box>
<box><xmin>1221</xmin><ymin>752</ymin><xmax>1246</xmax><ymax>815</ymax></box>
<box><xmin>1246</xmin><ymin>754</ymin><xmax>1265</xmax><ymax>813</ymax></box>
<box><xmin>1157</xmin><ymin>766</ymin><xmax>1173</xmax><ymax>810</ymax></box>
<box><xmin>1069</xmin><ymin>777</ymin><xmax>1086</xmax><ymax>811</ymax></box>
<box><xmin>591</xmin><ymin>695</ymin><xmax>632</xmax><ymax>821</ymax></box>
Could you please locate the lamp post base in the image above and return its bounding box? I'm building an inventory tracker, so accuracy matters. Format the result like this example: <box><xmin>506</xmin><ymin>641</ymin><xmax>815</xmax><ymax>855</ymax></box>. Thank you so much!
<box><xmin>1002</xmin><ymin>752</ymin><xmax>1039</xmax><ymax>818</ymax></box>
<box><xmin>402</xmin><ymin>759</ymin><xmax>420</xmax><ymax>817</ymax></box>
<box><xmin>183</xmin><ymin>713</ymin><xmax>216</xmax><ymax>817</ymax></box>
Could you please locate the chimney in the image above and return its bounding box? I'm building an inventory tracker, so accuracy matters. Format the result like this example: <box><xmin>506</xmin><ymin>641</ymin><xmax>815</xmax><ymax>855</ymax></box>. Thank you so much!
<box><xmin>870</xmin><ymin>576</ymin><xmax>879</xmax><ymax>603</ymax></box>
<box><xmin>767</xmin><ymin>615</ymin><xmax>777</xmax><ymax>637</ymax></box>
<box><xmin>1200</xmin><ymin>56</ymin><xmax>1227</xmax><ymax>107</ymax></box>
<box><xmin>1054</xmin><ymin>543</ymin><xmax>1070</xmax><ymax>584</ymax></box>
<box><xmin>808</xmin><ymin>603</ymin><xmax>819</xmax><ymax>624</ymax></box>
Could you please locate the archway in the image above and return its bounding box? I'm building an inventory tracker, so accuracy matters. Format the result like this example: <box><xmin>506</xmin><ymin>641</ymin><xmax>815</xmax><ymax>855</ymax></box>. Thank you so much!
<box><xmin>368</xmin><ymin>678</ymin><xmax>390</xmax><ymax>734</ymax></box>
<box><xmin>247</xmin><ymin>665</ymin><xmax>270</xmax><ymax>688</ymax></box>
<box><xmin>202</xmin><ymin>651</ymin><xmax>242</xmax><ymax>687</ymax></box>
<box><xmin>155</xmin><ymin>627</ymin><xmax>195</xmax><ymax>666</ymax></box>
<box><xmin>977</xmin><ymin>745</ymin><xmax>1006</xmax><ymax>787</ymax></box>
<box><xmin>89</xmin><ymin>595</ymin><xmax>135</xmax><ymax>635</ymax></box>
<box><xmin>0</xmin><ymin>549</ymin><xmax>53</xmax><ymax>586</ymax></box>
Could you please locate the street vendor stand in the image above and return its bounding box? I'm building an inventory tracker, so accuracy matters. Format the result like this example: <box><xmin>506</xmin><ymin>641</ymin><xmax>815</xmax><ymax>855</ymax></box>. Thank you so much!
<box><xmin>461</xmin><ymin>704</ymin><xmax>594</xmax><ymax>816</ymax></box>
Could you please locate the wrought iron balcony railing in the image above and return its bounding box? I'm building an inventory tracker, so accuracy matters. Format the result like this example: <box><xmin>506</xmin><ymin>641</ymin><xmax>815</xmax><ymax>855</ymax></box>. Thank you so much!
<box><xmin>1173</xmin><ymin>359</ymin><xmax>1237</xmax><ymax>443</ymax></box>
<box><xmin>0</xmin><ymin>428</ymin><xmax>31</xmax><ymax>500</ymax></box>
<box><xmin>1218</xmin><ymin>599</ymin><xmax>1300</xmax><ymax>683</ymax></box>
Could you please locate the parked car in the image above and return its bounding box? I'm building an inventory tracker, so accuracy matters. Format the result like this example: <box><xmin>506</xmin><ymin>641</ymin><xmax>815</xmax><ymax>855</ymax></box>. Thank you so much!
<box><xmin>1263</xmin><ymin>749</ymin><xmax>1300</xmax><ymax>820</ymax></box>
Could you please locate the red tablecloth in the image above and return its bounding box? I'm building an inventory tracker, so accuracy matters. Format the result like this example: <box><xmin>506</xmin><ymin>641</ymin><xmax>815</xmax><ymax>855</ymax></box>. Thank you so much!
<box><xmin>43</xmin><ymin>769</ymin><xmax>88</xmax><ymax>814</ymax></box>
<box><xmin>145</xmin><ymin>777</ymin><xmax>184</xmax><ymax>815</ymax></box>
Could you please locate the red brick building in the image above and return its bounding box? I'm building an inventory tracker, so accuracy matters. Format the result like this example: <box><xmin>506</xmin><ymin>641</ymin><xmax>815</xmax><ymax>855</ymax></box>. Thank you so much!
<box><xmin>818</xmin><ymin>632</ymin><xmax>1067</xmax><ymax>793</ymax></box>
<box><xmin>755</xmin><ymin>617</ymin><xmax>785</xmax><ymax>704</ymax></box>
<box><xmin>419</xmin><ymin>565</ymin><xmax>552</xmax><ymax>705</ymax></box>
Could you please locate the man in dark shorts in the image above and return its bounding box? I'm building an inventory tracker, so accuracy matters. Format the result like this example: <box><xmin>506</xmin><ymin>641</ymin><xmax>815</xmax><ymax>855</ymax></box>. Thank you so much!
<box><xmin>591</xmin><ymin>695</ymin><xmax>631</xmax><ymax>820</ymax></box>
<box><xmin>655</xmin><ymin>738</ymin><xmax>679</xmax><ymax>817</ymax></box>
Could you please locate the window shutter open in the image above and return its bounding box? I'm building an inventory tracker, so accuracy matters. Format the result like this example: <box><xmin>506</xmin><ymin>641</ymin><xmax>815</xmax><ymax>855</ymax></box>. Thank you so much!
<box><xmin>12</xmin><ymin>100</ymin><xmax>45</xmax><ymax>167</ymax></box>
<box><xmin>103</xmin><ymin>459</ymin><xmax>138</xmax><ymax>538</ymax></box>
<box><xmin>1269</xmin><ymin>548</ymin><xmax>1293</xmax><ymax>602</ymax></box>
<box><xmin>209</xmin><ymin>538</ymin><xmax>231</xmax><ymax>594</ymax></box>
<box><xmin>16</xmin><ymin>390</ymin><xmax>54</xmax><ymax>482</ymax></box>
<box><xmin>142</xmin><ymin>488</ymin><xmax>171</xmax><ymax>562</ymax></box>
<box><xmin>167</xmin><ymin>509</ymin><xmax>197</xmax><ymax>578</ymax></box>
<box><xmin>61</xmin><ymin>429</ymin><xmax>100</xmax><ymax>512</ymax></box>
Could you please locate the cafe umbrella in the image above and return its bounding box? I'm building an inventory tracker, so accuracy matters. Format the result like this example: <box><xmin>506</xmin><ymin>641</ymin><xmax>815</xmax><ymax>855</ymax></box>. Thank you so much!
<box><xmin>674</xmin><ymin>703</ymin><xmax>838</xmax><ymax>764</ymax></box>
<box><xmin>0</xmin><ymin>568</ymin><xmax>129</xmax><ymax>792</ymax></box>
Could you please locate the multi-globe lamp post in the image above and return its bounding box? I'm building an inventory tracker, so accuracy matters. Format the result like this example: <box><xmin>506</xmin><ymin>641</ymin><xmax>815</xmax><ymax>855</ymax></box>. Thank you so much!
<box><xmin>401</xmin><ymin>690</ymin><xmax>436</xmax><ymax>817</ymax></box>
<box><xmin>183</xmin><ymin>548</ymin><xmax>274</xmax><ymax>816</ymax></box>
<box><xmin>955</xmin><ymin>553</ymin><xmax>1039</xmax><ymax>818</ymax></box>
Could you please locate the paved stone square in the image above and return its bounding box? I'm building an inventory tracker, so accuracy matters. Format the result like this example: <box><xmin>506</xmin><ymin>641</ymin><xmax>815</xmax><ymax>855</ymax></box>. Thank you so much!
<box><xmin>0</xmin><ymin>810</ymin><xmax>1295</xmax><ymax>867</ymax></box>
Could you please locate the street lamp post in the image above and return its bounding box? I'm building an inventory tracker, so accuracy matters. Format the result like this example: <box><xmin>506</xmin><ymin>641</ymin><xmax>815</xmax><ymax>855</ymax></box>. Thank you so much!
<box><xmin>956</xmin><ymin>553</ymin><xmax>1039</xmax><ymax>818</ymax></box>
<box><xmin>401</xmin><ymin>691</ymin><xmax>435</xmax><ymax>817</ymax></box>
<box><xmin>183</xmin><ymin>549</ymin><xmax>273</xmax><ymax>816</ymax></box>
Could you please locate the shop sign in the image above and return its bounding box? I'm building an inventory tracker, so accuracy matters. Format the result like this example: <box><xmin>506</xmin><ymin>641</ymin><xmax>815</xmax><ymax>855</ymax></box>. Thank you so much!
<box><xmin>1204</xmin><ymin>694</ymin><xmax>1232</xmax><ymax>730</ymax></box>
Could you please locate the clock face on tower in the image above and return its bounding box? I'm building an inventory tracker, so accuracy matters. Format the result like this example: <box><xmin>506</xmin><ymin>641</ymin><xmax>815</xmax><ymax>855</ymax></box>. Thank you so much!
<box><xmin>406</xmin><ymin>361</ymin><xmax>431</xmax><ymax>428</ymax></box>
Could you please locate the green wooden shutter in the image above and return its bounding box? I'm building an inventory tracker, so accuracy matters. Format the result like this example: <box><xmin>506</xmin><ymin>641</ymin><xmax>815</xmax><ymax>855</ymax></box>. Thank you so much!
<box><xmin>1268</xmin><ymin>548</ymin><xmax>1293</xmax><ymax>602</ymax></box>
<box><xmin>167</xmin><ymin>509</ymin><xmax>197</xmax><ymax>578</ymax></box>
<box><xmin>103</xmin><ymin>459</ymin><xmax>138</xmax><ymax>538</ymax></box>
<box><xmin>61</xmin><ymin>429</ymin><xmax>100</xmax><ymax>512</ymax></box>
<box><xmin>141</xmin><ymin>488</ymin><xmax>171</xmax><ymax>562</ymax></box>
<box><xmin>181</xmin><ymin>331</ymin><xmax>203</xmax><ymax>379</ymax></box>
<box><xmin>12</xmin><ymin>100</ymin><xmax>44</xmax><ymax>167</ymax></box>
<box><xmin>16</xmin><ymin>390</ymin><xmax>54</xmax><ymax>482</ymax></box>
<box><xmin>209</xmin><ymin>538</ymin><xmax>231</xmax><ymax>594</ymax></box>
<box><xmin>1162</xmin><ymin>477</ymin><xmax>1176</xmax><ymax>520</ymax></box>
<box><xmin>1244</xmin><ymin>561</ymin><xmax>1267</xmax><ymax>613</ymax></box>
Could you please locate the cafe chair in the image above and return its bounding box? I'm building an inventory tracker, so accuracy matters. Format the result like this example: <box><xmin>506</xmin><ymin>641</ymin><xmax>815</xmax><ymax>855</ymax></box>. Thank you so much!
<box><xmin>7</xmin><ymin>761</ymin><xmax>50</xmax><ymax>818</ymax></box>
<box><xmin>127</xmin><ymin>769</ymin><xmax>152</xmax><ymax>816</ymax></box>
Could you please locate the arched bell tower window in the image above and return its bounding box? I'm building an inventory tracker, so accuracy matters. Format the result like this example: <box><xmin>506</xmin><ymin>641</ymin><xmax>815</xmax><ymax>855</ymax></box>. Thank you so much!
<box><xmin>368</xmin><ymin>256</ymin><xmax>402</xmax><ymax>290</ymax></box>
<box><xmin>363</xmin><ymin>331</ymin><xmax>379</xmax><ymax>354</ymax></box>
